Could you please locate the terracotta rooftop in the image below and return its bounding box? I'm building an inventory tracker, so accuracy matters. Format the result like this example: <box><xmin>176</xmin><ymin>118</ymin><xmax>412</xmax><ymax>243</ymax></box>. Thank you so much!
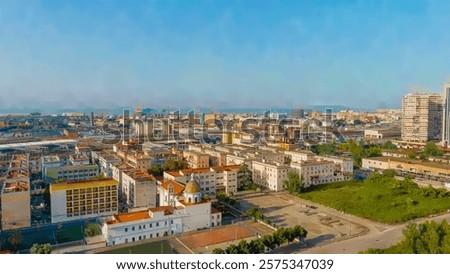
<box><xmin>160</xmin><ymin>180</ymin><xmax>185</xmax><ymax>196</ymax></box>
<box><xmin>165</xmin><ymin>170</ymin><xmax>182</xmax><ymax>177</ymax></box>
<box><xmin>3</xmin><ymin>181</ymin><xmax>30</xmax><ymax>193</ymax></box>
<box><xmin>148</xmin><ymin>206</ymin><xmax>175</xmax><ymax>215</ymax></box>
<box><xmin>180</xmin><ymin>167</ymin><xmax>212</xmax><ymax>174</ymax></box>
<box><xmin>211</xmin><ymin>164</ymin><xmax>242</xmax><ymax>172</ymax></box>
<box><xmin>211</xmin><ymin>206</ymin><xmax>221</xmax><ymax>214</ymax></box>
<box><xmin>106</xmin><ymin>205</ymin><xmax>178</xmax><ymax>225</ymax></box>
<box><xmin>108</xmin><ymin>209</ymin><xmax>150</xmax><ymax>224</ymax></box>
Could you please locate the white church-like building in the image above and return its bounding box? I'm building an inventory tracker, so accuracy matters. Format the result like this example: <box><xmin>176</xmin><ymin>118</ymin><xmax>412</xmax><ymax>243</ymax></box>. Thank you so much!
<box><xmin>101</xmin><ymin>175</ymin><xmax>222</xmax><ymax>246</ymax></box>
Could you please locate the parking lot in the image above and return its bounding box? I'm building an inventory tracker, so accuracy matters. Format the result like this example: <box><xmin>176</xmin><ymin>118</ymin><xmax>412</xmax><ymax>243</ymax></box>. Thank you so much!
<box><xmin>236</xmin><ymin>192</ymin><xmax>368</xmax><ymax>246</ymax></box>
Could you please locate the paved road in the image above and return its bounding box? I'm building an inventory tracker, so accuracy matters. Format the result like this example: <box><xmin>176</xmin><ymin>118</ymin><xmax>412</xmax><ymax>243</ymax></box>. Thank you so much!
<box><xmin>299</xmin><ymin>206</ymin><xmax>450</xmax><ymax>254</ymax></box>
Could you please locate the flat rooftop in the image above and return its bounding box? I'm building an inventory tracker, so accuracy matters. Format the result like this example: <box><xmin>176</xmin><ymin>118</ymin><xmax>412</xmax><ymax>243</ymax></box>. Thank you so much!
<box><xmin>367</xmin><ymin>156</ymin><xmax>450</xmax><ymax>170</ymax></box>
<box><xmin>50</xmin><ymin>178</ymin><xmax>117</xmax><ymax>191</ymax></box>
<box><xmin>2</xmin><ymin>181</ymin><xmax>30</xmax><ymax>193</ymax></box>
<box><xmin>123</xmin><ymin>169</ymin><xmax>156</xmax><ymax>181</ymax></box>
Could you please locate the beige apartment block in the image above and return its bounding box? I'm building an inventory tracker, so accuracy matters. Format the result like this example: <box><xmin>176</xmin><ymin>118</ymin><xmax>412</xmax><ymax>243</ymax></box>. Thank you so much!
<box><xmin>401</xmin><ymin>93</ymin><xmax>443</xmax><ymax>142</ymax></box>
<box><xmin>183</xmin><ymin>150</ymin><xmax>209</xmax><ymax>169</ymax></box>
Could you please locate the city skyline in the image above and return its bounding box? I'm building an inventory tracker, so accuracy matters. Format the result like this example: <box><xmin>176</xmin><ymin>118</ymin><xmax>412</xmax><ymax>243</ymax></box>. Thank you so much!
<box><xmin>1</xmin><ymin>1</ymin><xmax>450</xmax><ymax>110</ymax></box>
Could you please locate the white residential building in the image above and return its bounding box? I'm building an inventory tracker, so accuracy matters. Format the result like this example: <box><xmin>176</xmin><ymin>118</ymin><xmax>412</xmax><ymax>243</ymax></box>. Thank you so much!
<box><xmin>290</xmin><ymin>160</ymin><xmax>336</xmax><ymax>187</ymax></box>
<box><xmin>211</xmin><ymin>165</ymin><xmax>241</xmax><ymax>194</ymax></box>
<box><xmin>41</xmin><ymin>155</ymin><xmax>60</xmax><ymax>178</ymax></box>
<box><xmin>102</xmin><ymin>176</ymin><xmax>221</xmax><ymax>246</ymax></box>
<box><xmin>251</xmin><ymin>161</ymin><xmax>289</xmax><ymax>191</ymax></box>
<box><xmin>284</xmin><ymin>150</ymin><xmax>315</xmax><ymax>163</ymax></box>
<box><xmin>94</xmin><ymin>151</ymin><xmax>122</xmax><ymax>178</ymax></box>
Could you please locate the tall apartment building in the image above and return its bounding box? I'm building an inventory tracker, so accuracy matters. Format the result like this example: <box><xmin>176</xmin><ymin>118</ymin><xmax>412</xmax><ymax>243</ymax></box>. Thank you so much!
<box><xmin>121</xmin><ymin>169</ymin><xmax>157</xmax><ymax>210</ymax></box>
<box><xmin>134</xmin><ymin>120</ymin><xmax>154</xmax><ymax>141</ymax></box>
<box><xmin>442</xmin><ymin>84</ymin><xmax>450</xmax><ymax>147</ymax></box>
<box><xmin>50</xmin><ymin>178</ymin><xmax>118</xmax><ymax>223</ymax></box>
<box><xmin>401</xmin><ymin>93</ymin><xmax>443</xmax><ymax>142</ymax></box>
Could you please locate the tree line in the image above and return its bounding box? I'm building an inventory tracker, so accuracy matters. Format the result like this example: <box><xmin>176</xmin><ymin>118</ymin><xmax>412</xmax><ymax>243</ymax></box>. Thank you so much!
<box><xmin>212</xmin><ymin>225</ymin><xmax>308</xmax><ymax>254</ymax></box>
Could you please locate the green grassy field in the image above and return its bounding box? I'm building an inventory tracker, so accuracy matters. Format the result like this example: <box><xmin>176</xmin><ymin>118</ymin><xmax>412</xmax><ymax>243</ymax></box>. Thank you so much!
<box><xmin>101</xmin><ymin>240</ymin><xmax>178</xmax><ymax>254</ymax></box>
<box><xmin>55</xmin><ymin>225</ymin><xmax>85</xmax><ymax>243</ymax></box>
<box><xmin>298</xmin><ymin>175</ymin><xmax>450</xmax><ymax>224</ymax></box>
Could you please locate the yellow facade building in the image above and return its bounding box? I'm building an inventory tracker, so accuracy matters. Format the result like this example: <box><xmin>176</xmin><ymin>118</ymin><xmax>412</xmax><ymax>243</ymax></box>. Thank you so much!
<box><xmin>50</xmin><ymin>178</ymin><xmax>118</xmax><ymax>223</ymax></box>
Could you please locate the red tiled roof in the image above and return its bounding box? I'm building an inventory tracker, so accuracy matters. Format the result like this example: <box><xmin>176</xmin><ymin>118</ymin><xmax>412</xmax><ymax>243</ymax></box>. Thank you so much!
<box><xmin>160</xmin><ymin>180</ymin><xmax>185</xmax><ymax>195</ymax></box>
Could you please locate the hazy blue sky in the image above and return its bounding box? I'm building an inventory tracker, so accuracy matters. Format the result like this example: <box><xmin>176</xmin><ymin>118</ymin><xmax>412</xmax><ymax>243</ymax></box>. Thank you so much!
<box><xmin>1</xmin><ymin>0</ymin><xmax>450</xmax><ymax>110</ymax></box>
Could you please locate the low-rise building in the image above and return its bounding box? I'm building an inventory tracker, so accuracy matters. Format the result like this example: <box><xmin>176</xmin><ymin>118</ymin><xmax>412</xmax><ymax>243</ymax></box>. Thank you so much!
<box><xmin>211</xmin><ymin>165</ymin><xmax>241</xmax><ymax>194</ymax></box>
<box><xmin>290</xmin><ymin>160</ymin><xmax>337</xmax><ymax>187</ymax></box>
<box><xmin>314</xmin><ymin>155</ymin><xmax>354</xmax><ymax>174</ymax></box>
<box><xmin>362</xmin><ymin>156</ymin><xmax>450</xmax><ymax>182</ymax></box>
<box><xmin>50</xmin><ymin>178</ymin><xmax>119</xmax><ymax>223</ymax></box>
<box><xmin>41</xmin><ymin>155</ymin><xmax>60</xmax><ymax>178</ymax></box>
<box><xmin>124</xmin><ymin>153</ymin><xmax>152</xmax><ymax>171</ymax></box>
<box><xmin>94</xmin><ymin>151</ymin><xmax>122</xmax><ymax>178</ymax></box>
<box><xmin>183</xmin><ymin>150</ymin><xmax>209</xmax><ymax>169</ymax></box>
<box><xmin>102</xmin><ymin>176</ymin><xmax>221</xmax><ymax>246</ymax></box>
<box><xmin>251</xmin><ymin>160</ymin><xmax>289</xmax><ymax>191</ymax></box>
<box><xmin>284</xmin><ymin>150</ymin><xmax>315</xmax><ymax>163</ymax></box>
<box><xmin>45</xmin><ymin>164</ymin><xmax>99</xmax><ymax>183</ymax></box>
<box><xmin>69</xmin><ymin>154</ymin><xmax>90</xmax><ymax>166</ymax></box>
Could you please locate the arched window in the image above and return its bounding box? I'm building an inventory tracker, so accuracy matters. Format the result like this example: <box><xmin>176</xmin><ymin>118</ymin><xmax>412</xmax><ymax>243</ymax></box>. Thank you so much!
<box><xmin>188</xmin><ymin>197</ymin><xmax>192</xmax><ymax>203</ymax></box>
<box><xmin>194</xmin><ymin>197</ymin><xmax>198</xmax><ymax>203</ymax></box>
<box><xmin>168</xmin><ymin>184</ymin><xmax>174</xmax><ymax>194</ymax></box>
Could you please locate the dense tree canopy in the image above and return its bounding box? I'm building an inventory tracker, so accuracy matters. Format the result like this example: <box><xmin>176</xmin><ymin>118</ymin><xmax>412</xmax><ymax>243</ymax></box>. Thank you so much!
<box><xmin>85</xmin><ymin>223</ymin><xmax>102</xmax><ymax>237</ymax></box>
<box><xmin>283</xmin><ymin>172</ymin><xmax>303</xmax><ymax>194</ymax></box>
<box><xmin>30</xmin><ymin>243</ymin><xmax>52</xmax><ymax>254</ymax></box>
<box><xmin>363</xmin><ymin>220</ymin><xmax>450</xmax><ymax>254</ymax></box>
<box><xmin>213</xmin><ymin>225</ymin><xmax>308</xmax><ymax>254</ymax></box>
<box><xmin>149</xmin><ymin>159</ymin><xmax>189</xmax><ymax>176</ymax></box>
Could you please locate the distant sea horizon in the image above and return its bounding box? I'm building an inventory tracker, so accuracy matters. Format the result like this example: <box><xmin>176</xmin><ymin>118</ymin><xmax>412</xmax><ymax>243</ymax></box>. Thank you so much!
<box><xmin>0</xmin><ymin>105</ymin><xmax>376</xmax><ymax>115</ymax></box>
